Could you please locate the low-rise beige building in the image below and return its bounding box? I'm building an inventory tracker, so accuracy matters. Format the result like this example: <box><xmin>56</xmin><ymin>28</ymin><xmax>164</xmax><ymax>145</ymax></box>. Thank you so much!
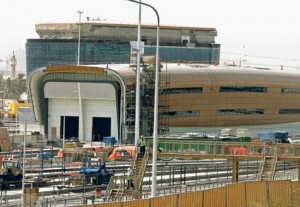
<box><xmin>28</xmin><ymin>63</ymin><xmax>300</xmax><ymax>142</ymax></box>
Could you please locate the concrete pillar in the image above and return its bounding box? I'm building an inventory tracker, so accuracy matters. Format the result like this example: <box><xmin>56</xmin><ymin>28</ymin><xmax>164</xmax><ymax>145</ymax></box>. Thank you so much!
<box><xmin>77</xmin><ymin>83</ymin><xmax>84</xmax><ymax>141</ymax></box>
<box><xmin>232</xmin><ymin>157</ymin><xmax>239</xmax><ymax>183</ymax></box>
<box><xmin>25</xmin><ymin>187</ymin><xmax>39</xmax><ymax>206</ymax></box>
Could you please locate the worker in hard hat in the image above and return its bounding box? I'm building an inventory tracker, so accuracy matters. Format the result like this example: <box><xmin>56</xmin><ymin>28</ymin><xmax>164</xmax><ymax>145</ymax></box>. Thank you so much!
<box><xmin>137</xmin><ymin>135</ymin><xmax>146</xmax><ymax>156</ymax></box>
<box><xmin>126</xmin><ymin>167</ymin><xmax>135</xmax><ymax>190</ymax></box>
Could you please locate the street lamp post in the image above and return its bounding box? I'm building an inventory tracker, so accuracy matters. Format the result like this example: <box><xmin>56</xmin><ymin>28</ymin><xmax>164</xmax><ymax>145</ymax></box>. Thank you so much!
<box><xmin>62</xmin><ymin>90</ymin><xmax>77</xmax><ymax>186</ymax></box>
<box><xmin>16</xmin><ymin>111</ymin><xmax>27</xmax><ymax>207</ymax></box>
<box><xmin>77</xmin><ymin>11</ymin><xmax>83</xmax><ymax>65</ymax></box>
<box><xmin>62</xmin><ymin>94</ymin><xmax>66</xmax><ymax>185</ymax></box>
<box><xmin>63</xmin><ymin>96</ymin><xmax>66</xmax><ymax>149</ymax></box>
<box><xmin>22</xmin><ymin>116</ymin><xmax>27</xmax><ymax>207</ymax></box>
<box><xmin>134</xmin><ymin>0</ymin><xmax>142</xmax><ymax>146</ymax></box>
<box><xmin>62</xmin><ymin>90</ymin><xmax>78</xmax><ymax>149</ymax></box>
<box><xmin>127</xmin><ymin>0</ymin><xmax>160</xmax><ymax>198</ymax></box>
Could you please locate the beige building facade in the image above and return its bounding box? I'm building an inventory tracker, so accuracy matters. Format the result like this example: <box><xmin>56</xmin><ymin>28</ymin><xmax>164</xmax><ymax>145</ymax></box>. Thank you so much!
<box><xmin>28</xmin><ymin>64</ymin><xmax>300</xmax><ymax>141</ymax></box>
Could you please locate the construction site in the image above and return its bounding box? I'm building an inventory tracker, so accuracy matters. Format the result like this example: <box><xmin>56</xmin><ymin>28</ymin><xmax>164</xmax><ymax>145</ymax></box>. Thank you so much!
<box><xmin>0</xmin><ymin>125</ymin><xmax>300</xmax><ymax>206</ymax></box>
<box><xmin>2</xmin><ymin>58</ymin><xmax>300</xmax><ymax>207</ymax></box>
<box><xmin>0</xmin><ymin>21</ymin><xmax>299</xmax><ymax>206</ymax></box>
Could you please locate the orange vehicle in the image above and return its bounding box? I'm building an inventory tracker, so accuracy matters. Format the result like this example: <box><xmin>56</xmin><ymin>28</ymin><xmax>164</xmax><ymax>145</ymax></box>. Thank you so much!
<box><xmin>108</xmin><ymin>146</ymin><xmax>135</xmax><ymax>161</ymax></box>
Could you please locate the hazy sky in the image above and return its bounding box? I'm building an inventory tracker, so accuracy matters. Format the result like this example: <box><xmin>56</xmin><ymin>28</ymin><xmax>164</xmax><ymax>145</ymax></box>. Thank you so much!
<box><xmin>1</xmin><ymin>0</ymin><xmax>300</xmax><ymax>69</ymax></box>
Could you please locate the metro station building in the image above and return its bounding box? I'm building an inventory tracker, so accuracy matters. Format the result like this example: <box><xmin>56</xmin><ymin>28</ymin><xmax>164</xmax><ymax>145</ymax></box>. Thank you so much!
<box><xmin>26</xmin><ymin>22</ymin><xmax>220</xmax><ymax>142</ymax></box>
<box><xmin>28</xmin><ymin>63</ymin><xmax>300</xmax><ymax>143</ymax></box>
<box><xmin>27</xmin><ymin>22</ymin><xmax>300</xmax><ymax>143</ymax></box>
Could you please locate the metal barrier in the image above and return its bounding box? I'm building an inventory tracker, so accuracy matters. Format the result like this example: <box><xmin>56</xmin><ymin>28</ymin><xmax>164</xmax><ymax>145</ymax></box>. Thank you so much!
<box><xmin>76</xmin><ymin>180</ymin><xmax>300</xmax><ymax>207</ymax></box>
<box><xmin>147</xmin><ymin>139</ymin><xmax>300</xmax><ymax>159</ymax></box>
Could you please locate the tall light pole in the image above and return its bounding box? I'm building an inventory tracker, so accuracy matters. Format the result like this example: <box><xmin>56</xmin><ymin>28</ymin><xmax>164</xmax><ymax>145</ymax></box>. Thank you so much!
<box><xmin>77</xmin><ymin>11</ymin><xmax>83</xmax><ymax>65</ymax></box>
<box><xmin>62</xmin><ymin>90</ymin><xmax>77</xmax><ymax>186</ymax></box>
<box><xmin>63</xmin><ymin>96</ymin><xmax>66</xmax><ymax>149</ymax></box>
<box><xmin>62</xmin><ymin>90</ymin><xmax>78</xmax><ymax>149</ymax></box>
<box><xmin>134</xmin><ymin>0</ymin><xmax>142</xmax><ymax>146</ymax></box>
<box><xmin>127</xmin><ymin>0</ymin><xmax>160</xmax><ymax>198</ymax></box>
<box><xmin>17</xmin><ymin>111</ymin><xmax>27</xmax><ymax>207</ymax></box>
<box><xmin>22</xmin><ymin>115</ymin><xmax>27</xmax><ymax>207</ymax></box>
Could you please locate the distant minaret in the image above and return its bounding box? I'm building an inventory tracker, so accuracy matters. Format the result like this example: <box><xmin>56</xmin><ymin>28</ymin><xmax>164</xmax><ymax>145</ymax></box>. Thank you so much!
<box><xmin>10</xmin><ymin>51</ymin><xmax>17</xmax><ymax>78</ymax></box>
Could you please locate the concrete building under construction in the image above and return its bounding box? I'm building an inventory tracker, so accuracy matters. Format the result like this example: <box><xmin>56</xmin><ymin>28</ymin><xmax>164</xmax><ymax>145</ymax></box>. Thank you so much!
<box><xmin>26</xmin><ymin>22</ymin><xmax>220</xmax><ymax>75</ymax></box>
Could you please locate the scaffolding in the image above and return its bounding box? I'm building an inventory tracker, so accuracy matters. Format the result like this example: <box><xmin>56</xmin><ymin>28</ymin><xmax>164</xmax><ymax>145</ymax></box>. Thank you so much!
<box><xmin>125</xmin><ymin>84</ymin><xmax>136</xmax><ymax>143</ymax></box>
<box><xmin>158</xmin><ymin>70</ymin><xmax>170</xmax><ymax>135</ymax></box>
<box><xmin>124</xmin><ymin>57</ymin><xmax>170</xmax><ymax>142</ymax></box>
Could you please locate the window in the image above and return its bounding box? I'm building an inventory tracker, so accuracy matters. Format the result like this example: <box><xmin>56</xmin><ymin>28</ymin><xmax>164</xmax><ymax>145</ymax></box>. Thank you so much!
<box><xmin>281</xmin><ymin>88</ymin><xmax>300</xmax><ymax>94</ymax></box>
<box><xmin>279</xmin><ymin>109</ymin><xmax>300</xmax><ymax>114</ymax></box>
<box><xmin>181</xmin><ymin>35</ymin><xmax>190</xmax><ymax>44</ymax></box>
<box><xmin>161</xmin><ymin>110</ymin><xmax>200</xmax><ymax>118</ymax></box>
<box><xmin>219</xmin><ymin>86</ymin><xmax>267</xmax><ymax>93</ymax></box>
<box><xmin>161</xmin><ymin>87</ymin><xmax>202</xmax><ymax>94</ymax></box>
<box><xmin>217</xmin><ymin>109</ymin><xmax>265</xmax><ymax>115</ymax></box>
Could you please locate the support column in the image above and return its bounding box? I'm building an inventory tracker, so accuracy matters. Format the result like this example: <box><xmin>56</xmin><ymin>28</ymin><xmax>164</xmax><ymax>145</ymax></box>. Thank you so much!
<box><xmin>232</xmin><ymin>157</ymin><xmax>239</xmax><ymax>183</ymax></box>
<box><xmin>78</xmin><ymin>83</ymin><xmax>84</xmax><ymax>141</ymax></box>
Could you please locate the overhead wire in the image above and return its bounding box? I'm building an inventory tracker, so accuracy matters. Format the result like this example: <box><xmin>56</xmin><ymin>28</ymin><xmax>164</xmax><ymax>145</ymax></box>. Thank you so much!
<box><xmin>222</xmin><ymin>51</ymin><xmax>300</xmax><ymax>62</ymax></box>
<box><xmin>221</xmin><ymin>50</ymin><xmax>300</xmax><ymax>70</ymax></box>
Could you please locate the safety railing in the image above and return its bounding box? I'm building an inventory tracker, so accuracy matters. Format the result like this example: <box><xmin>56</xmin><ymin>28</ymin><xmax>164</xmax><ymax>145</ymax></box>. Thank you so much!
<box><xmin>270</xmin><ymin>145</ymin><xmax>278</xmax><ymax>180</ymax></box>
<box><xmin>130</xmin><ymin>142</ymin><xmax>139</xmax><ymax>168</ymax></box>
<box><xmin>277</xmin><ymin>143</ymin><xmax>300</xmax><ymax>157</ymax></box>
<box><xmin>148</xmin><ymin>140</ymin><xmax>264</xmax><ymax>156</ymax></box>
<box><xmin>147</xmin><ymin>139</ymin><xmax>300</xmax><ymax>158</ymax></box>
<box><xmin>134</xmin><ymin>147</ymin><xmax>150</xmax><ymax>192</ymax></box>
<box><xmin>104</xmin><ymin>175</ymin><xmax>126</xmax><ymax>202</ymax></box>
<box><xmin>258</xmin><ymin>145</ymin><xmax>266</xmax><ymax>180</ymax></box>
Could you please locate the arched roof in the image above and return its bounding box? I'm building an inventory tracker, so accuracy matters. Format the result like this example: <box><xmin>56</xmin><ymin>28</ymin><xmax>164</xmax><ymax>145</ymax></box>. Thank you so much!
<box><xmin>28</xmin><ymin>65</ymin><xmax>126</xmax><ymax>126</ymax></box>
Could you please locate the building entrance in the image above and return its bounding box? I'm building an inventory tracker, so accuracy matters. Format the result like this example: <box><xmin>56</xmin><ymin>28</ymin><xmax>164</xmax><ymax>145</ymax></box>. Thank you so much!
<box><xmin>92</xmin><ymin>117</ymin><xmax>111</xmax><ymax>141</ymax></box>
<box><xmin>60</xmin><ymin>116</ymin><xmax>79</xmax><ymax>140</ymax></box>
